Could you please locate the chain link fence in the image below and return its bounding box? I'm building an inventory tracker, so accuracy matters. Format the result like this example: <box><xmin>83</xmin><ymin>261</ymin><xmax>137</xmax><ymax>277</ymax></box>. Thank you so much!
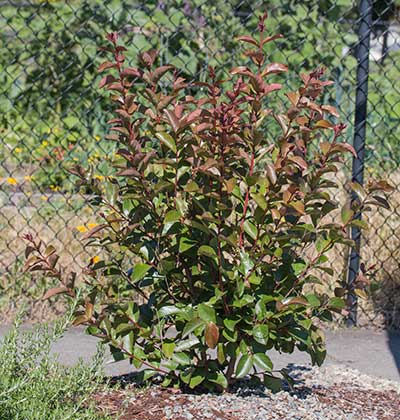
<box><xmin>0</xmin><ymin>0</ymin><xmax>399</xmax><ymax>327</ymax></box>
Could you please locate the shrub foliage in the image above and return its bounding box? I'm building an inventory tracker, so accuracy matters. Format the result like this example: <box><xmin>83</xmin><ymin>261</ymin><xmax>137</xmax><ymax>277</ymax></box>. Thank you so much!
<box><xmin>24</xmin><ymin>13</ymin><xmax>391</xmax><ymax>391</ymax></box>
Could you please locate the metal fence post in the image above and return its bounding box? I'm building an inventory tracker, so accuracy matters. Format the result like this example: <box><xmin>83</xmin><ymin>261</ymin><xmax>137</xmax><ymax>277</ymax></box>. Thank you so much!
<box><xmin>346</xmin><ymin>0</ymin><xmax>373</xmax><ymax>327</ymax></box>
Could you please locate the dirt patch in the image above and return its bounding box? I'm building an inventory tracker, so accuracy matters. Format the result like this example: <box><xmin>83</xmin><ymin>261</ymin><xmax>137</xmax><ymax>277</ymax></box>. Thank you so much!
<box><xmin>93</xmin><ymin>386</ymin><xmax>238</xmax><ymax>420</ymax></box>
<box><xmin>315</xmin><ymin>384</ymin><xmax>400</xmax><ymax>420</ymax></box>
<box><xmin>93</xmin><ymin>381</ymin><xmax>400</xmax><ymax>420</ymax></box>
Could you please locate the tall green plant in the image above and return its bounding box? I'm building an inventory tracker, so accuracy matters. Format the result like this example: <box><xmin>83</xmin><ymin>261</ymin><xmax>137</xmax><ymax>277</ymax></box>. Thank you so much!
<box><xmin>0</xmin><ymin>310</ymin><xmax>107</xmax><ymax>420</ymax></box>
<box><xmin>24</xmin><ymin>12</ymin><xmax>391</xmax><ymax>391</ymax></box>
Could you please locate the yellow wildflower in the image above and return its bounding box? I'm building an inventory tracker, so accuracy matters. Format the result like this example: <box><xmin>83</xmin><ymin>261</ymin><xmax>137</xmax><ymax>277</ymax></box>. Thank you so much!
<box><xmin>42</xmin><ymin>140</ymin><xmax>49</xmax><ymax>147</ymax></box>
<box><xmin>15</xmin><ymin>147</ymin><xmax>22</xmax><ymax>153</ymax></box>
<box><xmin>40</xmin><ymin>195</ymin><xmax>48</xmax><ymax>201</ymax></box>
<box><xmin>7</xmin><ymin>177</ymin><xmax>17</xmax><ymax>185</ymax></box>
<box><xmin>87</xmin><ymin>223</ymin><xmax>98</xmax><ymax>230</ymax></box>
<box><xmin>76</xmin><ymin>225</ymin><xmax>88</xmax><ymax>233</ymax></box>
<box><xmin>95</xmin><ymin>175</ymin><xmax>104</xmax><ymax>181</ymax></box>
<box><xmin>95</xmin><ymin>135</ymin><xmax>101</xmax><ymax>141</ymax></box>
<box><xmin>92</xmin><ymin>255</ymin><xmax>100</xmax><ymax>264</ymax></box>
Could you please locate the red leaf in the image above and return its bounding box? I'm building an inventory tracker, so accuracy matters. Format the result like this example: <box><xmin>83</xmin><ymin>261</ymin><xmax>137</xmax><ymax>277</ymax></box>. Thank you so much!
<box><xmin>121</xmin><ymin>67</ymin><xmax>141</xmax><ymax>78</ymax></box>
<box><xmin>98</xmin><ymin>61</ymin><xmax>116</xmax><ymax>72</ymax></box>
<box><xmin>230</xmin><ymin>66</ymin><xmax>256</xmax><ymax>80</ymax></box>
<box><xmin>205</xmin><ymin>322</ymin><xmax>219</xmax><ymax>349</ymax></box>
<box><xmin>289</xmin><ymin>201</ymin><xmax>306</xmax><ymax>215</ymax></box>
<box><xmin>115</xmin><ymin>109</ymin><xmax>131</xmax><ymax>119</ymax></box>
<box><xmin>184</xmin><ymin>109</ymin><xmax>202</xmax><ymax>126</ymax></box>
<box><xmin>261</xmin><ymin>34</ymin><xmax>284</xmax><ymax>45</ymax></box>
<box><xmin>164</xmin><ymin>109</ymin><xmax>180</xmax><ymax>133</ymax></box>
<box><xmin>262</xmin><ymin>63</ymin><xmax>288</xmax><ymax>76</ymax></box>
<box><xmin>73</xmin><ymin>315</ymin><xmax>89</xmax><ymax>326</ymax></box>
<box><xmin>42</xmin><ymin>287</ymin><xmax>71</xmax><ymax>300</ymax></box>
<box><xmin>288</xmin><ymin>156</ymin><xmax>308</xmax><ymax>170</ymax></box>
<box><xmin>332</xmin><ymin>143</ymin><xmax>357</xmax><ymax>158</ymax></box>
<box><xmin>139</xmin><ymin>49</ymin><xmax>158</xmax><ymax>68</ymax></box>
<box><xmin>150</xmin><ymin>65</ymin><xmax>174</xmax><ymax>84</ymax></box>
<box><xmin>264</xmin><ymin>83</ymin><xmax>282</xmax><ymax>94</ymax></box>
<box><xmin>106</xmin><ymin>82</ymin><xmax>124</xmax><ymax>92</ymax></box>
<box><xmin>194</xmin><ymin>122</ymin><xmax>212</xmax><ymax>134</ymax></box>
<box><xmin>286</xmin><ymin>91</ymin><xmax>300</xmax><ymax>106</ymax></box>
<box><xmin>117</xmin><ymin>167</ymin><xmax>141</xmax><ymax>178</ymax></box>
<box><xmin>83</xmin><ymin>224</ymin><xmax>108</xmax><ymax>239</ymax></box>
<box><xmin>99</xmin><ymin>75</ymin><xmax>117</xmax><ymax>88</ymax></box>
<box><xmin>321</xmin><ymin>105</ymin><xmax>340</xmax><ymax>118</ymax></box>
<box><xmin>315</xmin><ymin>119</ymin><xmax>334</xmax><ymax>129</ymax></box>
<box><xmin>236</xmin><ymin>35</ymin><xmax>259</xmax><ymax>47</ymax></box>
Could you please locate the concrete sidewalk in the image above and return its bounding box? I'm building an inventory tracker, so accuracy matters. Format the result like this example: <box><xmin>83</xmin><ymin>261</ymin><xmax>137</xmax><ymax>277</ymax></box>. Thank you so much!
<box><xmin>1</xmin><ymin>325</ymin><xmax>399</xmax><ymax>382</ymax></box>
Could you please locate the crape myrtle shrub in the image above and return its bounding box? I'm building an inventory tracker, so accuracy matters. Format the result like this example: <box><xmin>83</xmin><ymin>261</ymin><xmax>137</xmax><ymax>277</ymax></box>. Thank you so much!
<box><xmin>24</xmin><ymin>13</ymin><xmax>391</xmax><ymax>391</ymax></box>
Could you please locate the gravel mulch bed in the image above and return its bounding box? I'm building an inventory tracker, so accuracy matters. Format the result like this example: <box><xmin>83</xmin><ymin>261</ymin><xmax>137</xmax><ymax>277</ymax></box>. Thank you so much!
<box><xmin>93</xmin><ymin>364</ymin><xmax>400</xmax><ymax>420</ymax></box>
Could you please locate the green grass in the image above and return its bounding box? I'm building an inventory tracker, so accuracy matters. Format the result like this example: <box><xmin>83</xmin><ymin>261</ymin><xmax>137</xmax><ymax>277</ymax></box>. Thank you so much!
<box><xmin>0</xmin><ymin>310</ymin><xmax>111</xmax><ymax>420</ymax></box>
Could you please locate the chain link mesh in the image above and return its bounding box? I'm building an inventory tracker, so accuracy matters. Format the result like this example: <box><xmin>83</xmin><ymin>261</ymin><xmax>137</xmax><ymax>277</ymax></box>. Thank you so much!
<box><xmin>0</xmin><ymin>0</ymin><xmax>399</xmax><ymax>327</ymax></box>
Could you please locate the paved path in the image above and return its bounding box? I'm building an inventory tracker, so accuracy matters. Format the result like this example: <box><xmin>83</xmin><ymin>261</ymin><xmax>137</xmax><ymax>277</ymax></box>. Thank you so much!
<box><xmin>1</xmin><ymin>325</ymin><xmax>399</xmax><ymax>381</ymax></box>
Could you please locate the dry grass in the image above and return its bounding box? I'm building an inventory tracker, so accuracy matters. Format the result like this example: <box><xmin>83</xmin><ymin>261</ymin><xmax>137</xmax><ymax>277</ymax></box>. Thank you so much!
<box><xmin>323</xmin><ymin>169</ymin><xmax>400</xmax><ymax>329</ymax></box>
<box><xmin>0</xmin><ymin>192</ymin><xmax>98</xmax><ymax>323</ymax></box>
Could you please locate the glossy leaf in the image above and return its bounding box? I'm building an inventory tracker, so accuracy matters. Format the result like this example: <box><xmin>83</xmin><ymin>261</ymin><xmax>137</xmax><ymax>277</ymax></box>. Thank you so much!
<box><xmin>236</xmin><ymin>354</ymin><xmax>253</xmax><ymax>378</ymax></box>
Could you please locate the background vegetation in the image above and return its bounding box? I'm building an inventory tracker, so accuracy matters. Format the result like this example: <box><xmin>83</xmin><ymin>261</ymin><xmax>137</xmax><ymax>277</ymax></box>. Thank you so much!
<box><xmin>0</xmin><ymin>311</ymin><xmax>109</xmax><ymax>420</ymax></box>
<box><xmin>1</xmin><ymin>0</ymin><xmax>399</xmax><ymax>191</ymax></box>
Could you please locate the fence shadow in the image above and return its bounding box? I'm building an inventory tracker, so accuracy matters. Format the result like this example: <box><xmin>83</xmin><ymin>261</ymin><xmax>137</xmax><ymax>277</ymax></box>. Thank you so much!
<box><xmin>387</xmin><ymin>330</ymin><xmax>400</xmax><ymax>376</ymax></box>
<box><xmin>370</xmin><ymin>271</ymin><xmax>400</xmax><ymax>376</ymax></box>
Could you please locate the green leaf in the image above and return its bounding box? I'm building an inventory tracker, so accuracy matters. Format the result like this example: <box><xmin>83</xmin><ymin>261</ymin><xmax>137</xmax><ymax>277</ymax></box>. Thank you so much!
<box><xmin>328</xmin><ymin>297</ymin><xmax>345</xmax><ymax>310</ymax></box>
<box><xmin>243</xmin><ymin>220</ymin><xmax>257</xmax><ymax>240</ymax></box>
<box><xmin>252</xmin><ymin>324</ymin><xmax>269</xmax><ymax>345</ymax></box>
<box><xmin>182</xmin><ymin>318</ymin><xmax>205</xmax><ymax>338</ymax></box>
<box><xmin>105</xmin><ymin>181</ymin><xmax>119</xmax><ymax>206</ymax></box>
<box><xmin>263</xmin><ymin>374</ymin><xmax>282</xmax><ymax>392</ymax></box>
<box><xmin>158</xmin><ymin>305</ymin><xmax>181</xmax><ymax>317</ymax></box>
<box><xmin>350</xmin><ymin>181</ymin><xmax>367</xmax><ymax>200</ymax></box>
<box><xmin>223</xmin><ymin>317</ymin><xmax>240</xmax><ymax>332</ymax></box>
<box><xmin>354</xmin><ymin>288</ymin><xmax>368</xmax><ymax>299</ymax></box>
<box><xmin>198</xmin><ymin>303</ymin><xmax>216</xmax><ymax>323</ymax></box>
<box><xmin>163</xmin><ymin>210</ymin><xmax>181</xmax><ymax>234</ymax></box>
<box><xmin>222</xmin><ymin>328</ymin><xmax>238</xmax><ymax>342</ymax></box>
<box><xmin>131</xmin><ymin>263</ymin><xmax>151</xmax><ymax>282</ymax></box>
<box><xmin>184</xmin><ymin>181</ymin><xmax>200</xmax><ymax>192</ymax></box>
<box><xmin>350</xmin><ymin>219</ymin><xmax>369</xmax><ymax>230</ymax></box>
<box><xmin>198</xmin><ymin>245</ymin><xmax>217</xmax><ymax>259</ymax></box>
<box><xmin>341</xmin><ymin>202</ymin><xmax>354</xmax><ymax>225</ymax></box>
<box><xmin>239</xmin><ymin>251</ymin><xmax>254</xmax><ymax>276</ymax></box>
<box><xmin>175</xmin><ymin>337</ymin><xmax>200</xmax><ymax>352</ymax></box>
<box><xmin>172</xmin><ymin>352</ymin><xmax>191</xmax><ymax>365</ymax></box>
<box><xmin>179</xmin><ymin>237</ymin><xmax>197</xmax><ymax>253</ymax></box>
<box><xmin>253</xmin><ymin>353</ymin><xmax>273</xmax><ymax>371</ymax></box>
<box><xmin>210</xmin><ymin>371</ymin><xmax>228</xmax><ymax>389</ymax></box>
<box><xmin>141</xmin><ymin>369</ymin><xmax>158</xmax><ymax>381</ymax></box>
<box><xmin>156</xmin><ymin>132</ymin><xmax>176</xmax><ymax>152</ymax></box>
<box><xmin>235</xmin><ymin>354</ymin><xmax>253</xmax><ymax>378</ymax></box>
<box><xmin>189</xmin><ymin>371</ymin><xmax>205</xmax><ymax>389</ymax></box>
<box><xmin>162</xmin><ymin>342</ymin><xmax>175</xmax><ymax>358</ymax></box>
<box><xmin>306</xmin><ymin>294</ymin><xmax>321</xmax><ymax>307</ymax></box>
<box><xmin>180</xmin><ymin>368</ymin><xmax>194</xmax><ymax>384</ymax></box>
<box><xmin>217</xmin><ymin>344</ymin><xmax>225</xmax><ymax>364</ymax></box>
